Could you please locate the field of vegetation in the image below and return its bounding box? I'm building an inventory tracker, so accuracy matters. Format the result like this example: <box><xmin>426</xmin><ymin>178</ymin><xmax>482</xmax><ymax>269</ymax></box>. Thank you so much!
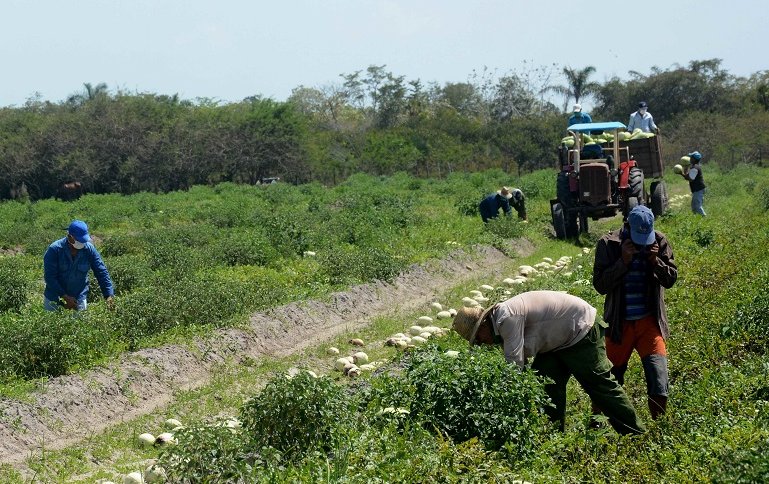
<box><xmin>1</xmin><ymin>164</ymin><xmax>768</xmax><ymax>482</ymax></box>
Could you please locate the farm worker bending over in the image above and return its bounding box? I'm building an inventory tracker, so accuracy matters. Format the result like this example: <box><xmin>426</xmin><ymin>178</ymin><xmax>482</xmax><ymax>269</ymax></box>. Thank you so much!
<box><xmin>43</xmin><ymin>220</ymin><xmax>114</xmax><ymax>311</ymax></box>
<box><xmin>478</xmin><ymin>187</ymin><xmax>527</xmax><ymax>223</ymax></box>
<box><xmin>568</xmin><ymin>103</ymin><xmax>592</xmax><ymax>127</ymax></box>
<box><xmin>627</xmin><ymin>101</ymin><xmax>659</xmax><ymax>134</ymax></box>
<box><xmin>452</xmin><ymin>290</ymin><xmax>646</xmax><ymax>435</ymax></box>
<box><xmin>679</xmin><ymin>152</ymin><xmax>707</xmax><ymax>216</ymax></box>
<box><xmin>593</xmin><ymin>206</ymin><xmax>677</xmax><ymax>420</ymax></box>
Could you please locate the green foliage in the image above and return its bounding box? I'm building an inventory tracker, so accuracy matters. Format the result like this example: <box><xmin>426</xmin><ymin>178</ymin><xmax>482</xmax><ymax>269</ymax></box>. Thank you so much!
<box><xmin>0</xmin><ymin>256</ymin><xmax>32</xmax><ymax>312</ymax></box>
<box><xmin>691</xmin><ymin>226</ymin><xmax>715</xmax><ymax>247</ymax></box>
<box><xmin>455</xmin><ymin>189</ymin><xmax>486</xmax><ymax>216</ymax></box>
<box><xmin>0</xmin><ymin>308</ymin><xmax>118</xmax><ymax>380</ymax></box>
<box><xmin>114</xmin><ymin>271</ymin><xmax>254</xmax><ymax>349</ymax></box>
<box><xmin>103</xmin><ymin>255</ymin><xmax>150</xmax><ymax>295</ymax></box>
<box><xmin>100</xmin><ymin>233</ymin><xmax>145</xmax><ymax>257</ymax></box>
<box><xmin>239</xmin><ymin>372</ymin><xmax>356</xmax><ymax>461</ymax></box>
<box><xmin>484</xmin><ymin>214</ymin><xmax>525</xmax><ymax>239</ymax></box>
<box><xmin>756</xmin><ymin>180</ymin><xmax>769</xmax><ymax>211</ymax></box>
<box><xmin>217</xmin><ymin>229</ymin><xmax>277</xmax><ymax>267</ymax></box>
<box><xmin>402</xmin><ymin>345</ymin><xmax>550</xmax><ymax>454</ymax></box>
<box><xmin>157</xmin><ymin>421</ymin><xmax>256</xmax><ymax>483</ymax></box>
<box><xmin>711</xmin><ymin>437</ymin><xmax>769</xmax><ymax>484</ymax></box>
<box><xmin>721</xmin><ymin>272</ymin><xmax>769</xmax><ymax>353</ymax></box>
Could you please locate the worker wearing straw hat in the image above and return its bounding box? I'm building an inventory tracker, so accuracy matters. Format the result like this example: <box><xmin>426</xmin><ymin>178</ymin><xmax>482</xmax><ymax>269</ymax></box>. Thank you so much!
<box><xmin>478</xmin><ymin>186</ymin><xmax>527</xmax><ymax>222</ymax></box>
<box><xmin>453</xmin><ymin>290</ymin><xmax>645</xmax><ymax>434</ymax></box>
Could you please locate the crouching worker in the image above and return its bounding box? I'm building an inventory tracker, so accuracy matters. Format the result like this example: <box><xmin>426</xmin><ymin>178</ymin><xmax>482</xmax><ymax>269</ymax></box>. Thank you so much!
<box><xmin>479</xmin><ymin>186</ymin><xmax>527</xmax><ymax>222</ymax></box>
<box><xmin>453</xmin><ymin>290</ymin><xmax>645</xmax><ymax>435</ymax></box>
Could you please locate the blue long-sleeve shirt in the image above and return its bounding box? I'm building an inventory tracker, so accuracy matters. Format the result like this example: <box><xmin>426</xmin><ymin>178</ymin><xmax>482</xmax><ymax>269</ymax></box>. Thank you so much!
<box><xmin>43</xmin><ymin>237</ymin><xmax>114</xmax><ymax>304</ymax></box>
<box><xmin>568</xmin><ymin>111</ymin><xmax>592</xmax><ymax>127</ymax></box>
<box><xmin>479</xmin><ymin>193</ymin><xmax>512</xmax><ymax>222</ymax></box>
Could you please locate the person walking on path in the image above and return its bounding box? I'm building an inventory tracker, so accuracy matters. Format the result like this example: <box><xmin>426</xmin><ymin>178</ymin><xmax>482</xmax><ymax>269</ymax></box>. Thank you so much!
<box><xmin>592</xmin><ymin>205</ymin><xmax>677</xmax><ymax>420</ymax></box>
<box><xmin>679</xmin><ymin>151</ymin><xmax>707</xmax><ymax>215</ymax></box>
<box><xmin>453</xmin><ymin>290</ymin><xmax>646</xmax><ymax>435</ymax></box>
<box><xmin>43</xmin><ymin>220</ymin><xmax>114</xmax><ymax>311</ymax></box>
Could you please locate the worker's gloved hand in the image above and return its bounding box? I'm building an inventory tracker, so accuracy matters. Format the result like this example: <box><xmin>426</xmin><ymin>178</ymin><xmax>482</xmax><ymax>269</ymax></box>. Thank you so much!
<box><xmin>63</xmin><ymin>295</ymin><xmax>77</xmax><ymax>309</ymax></box>
<box><xmin>646</xmin><ymin>242</ymin><xmax>659</xmax><ymax>264</ymax></box>
<box><xmin>621</xmin><ymin>239</ymin><xmax>636</xmax><ymax>265</ymax></box>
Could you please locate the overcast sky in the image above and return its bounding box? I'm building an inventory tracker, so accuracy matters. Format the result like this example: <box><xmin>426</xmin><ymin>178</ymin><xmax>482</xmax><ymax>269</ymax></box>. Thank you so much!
<box><xmin>2</xmin><ymin>0</ymin><xmax>767</xmax><ymax>110</ymax></box>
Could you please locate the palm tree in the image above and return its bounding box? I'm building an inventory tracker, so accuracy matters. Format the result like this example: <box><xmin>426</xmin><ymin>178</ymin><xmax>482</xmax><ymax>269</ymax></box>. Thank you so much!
<box><xmin>548</xmin><ymin>66</ymin><xmax>600</xmax><ymax>112</ymax></box>
<box><xmin>66</xmin><ymin>82</ymin><xmax>109</xmax><ymax>105</ymax></box>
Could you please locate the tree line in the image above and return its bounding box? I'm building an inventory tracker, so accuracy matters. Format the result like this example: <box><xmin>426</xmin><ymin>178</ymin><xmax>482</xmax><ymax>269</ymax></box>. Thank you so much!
<box><xmin>1</xmin><ymin>59</ymin><xmax>768</xmax><ymax>200</ymax></box>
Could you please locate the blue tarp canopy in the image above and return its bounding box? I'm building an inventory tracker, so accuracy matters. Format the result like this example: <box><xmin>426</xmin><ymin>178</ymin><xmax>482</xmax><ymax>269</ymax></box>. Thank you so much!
<box><xmin>567</xmin><ymin>121</ymin><xmax>626</xmax><ymax>132</ymax></box>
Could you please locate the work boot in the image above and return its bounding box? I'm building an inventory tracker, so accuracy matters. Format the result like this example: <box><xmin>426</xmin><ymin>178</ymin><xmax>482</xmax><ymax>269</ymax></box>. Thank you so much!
<box><xmin>648</xmin><ymin>395</ymin><xmax>667</xmax><ymax>420</ymax></box>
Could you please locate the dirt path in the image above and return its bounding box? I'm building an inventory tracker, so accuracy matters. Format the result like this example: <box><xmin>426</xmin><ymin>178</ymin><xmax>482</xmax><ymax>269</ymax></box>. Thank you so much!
<box><xmin>0</xmin><ymin>243</ymin><xmax>531</xmax><ymax>467</ymax></box>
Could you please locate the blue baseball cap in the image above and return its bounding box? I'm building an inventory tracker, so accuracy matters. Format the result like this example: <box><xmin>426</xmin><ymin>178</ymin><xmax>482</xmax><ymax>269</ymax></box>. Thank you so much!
<box><xmin>627</xmin><ymin>206</ymin><xmax>655</xmax><ymax>246</ymax></box>
<box><xmin>688</xmin><ymin>151</ymin><xmax>702</xmax><ymax>161</ymax></box>
<box><xmin>67</xmin><ymin>220</ymin><xmax>91</xmax><ymax>243</ymax></box>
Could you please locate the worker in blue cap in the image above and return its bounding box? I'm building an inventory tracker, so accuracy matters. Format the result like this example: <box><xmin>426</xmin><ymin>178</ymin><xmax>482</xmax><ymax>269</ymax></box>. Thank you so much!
<box><xmin>679</xmin><ymin>151</ymin><xmax>706</xmax><ymax>215</ymax></box>
<box><xmin>592</xmin><ymin>205</ymin><xmax>678</xmax><ymax>420</ymax></box>
<box><xmin>43</xmin><ymin>220</ymin><xmax>114</xmax><ymax>311</ymax></box>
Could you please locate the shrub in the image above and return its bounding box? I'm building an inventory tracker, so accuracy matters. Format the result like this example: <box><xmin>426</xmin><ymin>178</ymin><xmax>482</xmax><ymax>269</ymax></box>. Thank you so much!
<box><xmin>0</xmin><ymin>256</ymin><xmax>32</xmax><ymax>312</ymax></box>
<box><xmin>158</xmin><ymin>421</ymin><xmax>255</xmax><ymax>483</ymax></box>
<box><xmin>721</xmin><ymin>276</ymin><xmax>769</xmax><ymax>353</ymax></box>
<box><xmin>319</xmin><ymin>245</ymin><xmax>406</xmax><ymax>285</ymax></box>
<box><xmin>100</xmin><ymin>233</ymin><xmax>145</xmax><ymax>257</ymax></box>
<box><xmin>400</xmin><ymin>345</ymin><xmax>550</xmax><ymax>455</ymax></box>
<box><xmin>711</xmin><ymin>437</ymin><xmax>769</xmax><ymax>484</ymax></box>
<box><xmin>260</xmin><ymin>212</ymin><xmax>311</xmax><ymax>257</ymax></box>
<box><xmin>114</xmin><ymin>272</ymin><xmax>254</xmax><ymax>348</ymax></box>
<box><xmin>0</xmin><ymin>308</ymin><xmax>118</xmax><ymax>380</ymax></box>
<box><xmin>103</xmin><ymin>255</ymin><xmax>150</xmax><ymax>295</ymax></box>
<box><xmin>455</xmin><ymin>190</ymin><xmax>486</xmax><ymax>216</ymax></box>
<box><xmin>484</xmin><ymin>214</ymin><xmax>525</xmax><ymax>239</ymax></box>
<box><xmin>218</xmin><ymin>229</ymin><xmax>278</xmax><ymax>267</ymax></box>
<box><xmin>239</xmin><ymin>372</ymin><xmax>355</xmax><ymax>461</ymax></box>
<box><xmin>756</xmin><ymin>181</ymin><xmax>769</xmax><ymax>211</ymax></box>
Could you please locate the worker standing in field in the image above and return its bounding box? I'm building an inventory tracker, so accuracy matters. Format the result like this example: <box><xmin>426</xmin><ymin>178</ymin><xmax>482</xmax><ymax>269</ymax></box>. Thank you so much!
<box><xmin>627</xmin><ymin>101</ymin><xmax>659</xmax><ymax>134</ymax></box>
<box><xmin>43</xmin><ymin>220</ymin><xmax>114</xmax><ymax>311</ymax></box>
<box><xmin>679</xmin><ymin>152</ymin><xmax>707</xmax><ymax>216</ymax></box>
<box><xmin>478</xmin><ymin>187</ymin><xmax>526</xmax><ymax>222</ymax></box>
<box><xmin>568</xmin><ymin>103</ymin><xmax>592</xmax><ymax>127</ymax></box>
<box><xmin>592</xmin><ymin>206</ymin><xmax>677</xmax><ymax>420</ymax></box>
<box><xmin>453</xmin><ymin>290</ymin><xmax>646</xmax><ymax>435</ymax></box>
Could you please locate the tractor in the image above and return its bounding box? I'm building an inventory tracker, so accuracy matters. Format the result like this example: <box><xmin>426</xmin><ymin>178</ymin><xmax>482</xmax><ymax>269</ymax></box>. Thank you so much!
<box><xmin>550</xmin><ymin>121</ymin><xmax>669</xmax><ymax>239</ymax></box>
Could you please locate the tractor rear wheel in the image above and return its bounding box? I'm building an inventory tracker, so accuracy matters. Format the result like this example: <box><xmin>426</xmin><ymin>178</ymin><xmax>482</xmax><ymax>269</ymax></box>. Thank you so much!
<box><xmin>552</xmin><ymin>203</ymin><xmax>566</xmax><ymax>239</ymax></box>
<box><xmin>650</xmin><ymin>180</ymin><xmax>668</xmax><ymax>218</ymax></box>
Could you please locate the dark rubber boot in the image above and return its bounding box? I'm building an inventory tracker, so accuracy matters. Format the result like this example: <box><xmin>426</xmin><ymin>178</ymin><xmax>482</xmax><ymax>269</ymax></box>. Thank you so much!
<box><xmin>649</xmin><ymin>394</ymin><xmax>667</xmax><ymax>420</ymax></box>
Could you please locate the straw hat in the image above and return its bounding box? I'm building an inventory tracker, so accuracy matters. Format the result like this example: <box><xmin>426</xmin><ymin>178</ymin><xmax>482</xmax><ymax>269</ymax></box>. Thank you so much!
<box><xmin>452</xmin><ymin>305</ymin><xmax>495</xmax><ymax>346</ymax></box>
<box><xmin>497</xmin><ymin>186</ymin><xmax>513</xmax><ymax>199</ymax></box>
